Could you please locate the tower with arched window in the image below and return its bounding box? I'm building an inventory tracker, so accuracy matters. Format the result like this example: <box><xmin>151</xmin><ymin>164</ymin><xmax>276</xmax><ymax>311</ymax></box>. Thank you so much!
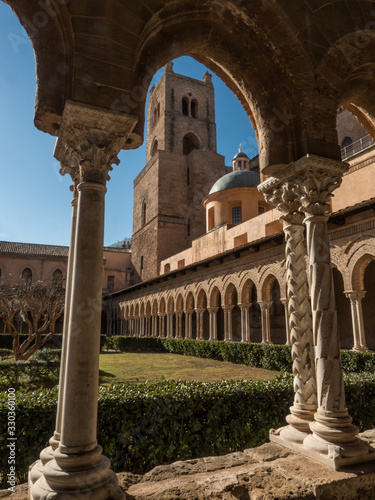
<box><xmin>132</xmin><ymin>63</ymin><xmax>227</xmax><ymax>282</ymax></box>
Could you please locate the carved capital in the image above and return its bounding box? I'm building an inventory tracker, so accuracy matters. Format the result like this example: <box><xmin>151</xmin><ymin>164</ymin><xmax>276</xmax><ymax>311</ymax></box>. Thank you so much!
<box><xmin>259</xmin><ymin>154</ymin><xmax>348</xmax><ymax>218</ymax></box>
<box><xmin>54</xmin><ymin>101</ymin><xmax>137</xmax><ymax>185</ymax></box>
<box><xmin>344</xmin><ymin>290</ymin><xmax>366</xmax><ymax>304</ymax></box>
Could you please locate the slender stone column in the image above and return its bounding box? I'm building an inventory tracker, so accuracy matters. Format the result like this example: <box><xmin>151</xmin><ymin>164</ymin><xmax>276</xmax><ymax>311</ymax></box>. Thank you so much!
<box><xmin>238</xmin><ymin>303</ymin><xmax>251</xmax><ymax>343</ymax></box>
<box><xmin>223</xmin><ymin>305</ymin><xmax>234</xmax><ymax>341</ymax></box>
<box><xmin>259</xmin><ymin>301</ymin><xmax>272</xmax><ymax>344</ymax></box>
<box><xmin>279</xmin><ymin>298</ymin><xmax>291</xmax><ymax>345</ymax></box>
<box><xmin>30</xmin><ymin>186</ymin><xmax>79</xmax><ymax>484</ymax></box>
<box><xmin>185</xmin><ymin>310</ymin><xmax>193</xmax><ymax>339</ymax></box>
<box><xmin>345</xmin><ymin>291</ymin><xmax>367</xmax><ymax>351</ymax></box>
<box><xmin>291</xmin><ymin>155</ymin><xmax>371</xmax><ymax>467</ymax></box>
<box><xmin>208</xmin><ymin>307</ymin><xmax>219</xmax><ymax>341</ymax></box>
<box><xmin>175</xmin><ymin>312</ymin><xmax>183</xmax><ymax>338</ymax></box>
<box><xmin>31</xmin><ymin>101</ymin><xmax>136</xmax><ymax>499</ymax></box>
<box><xmin>195</xmin><ymin>308</ymin><xmax>205</xmax><ymax>340</ymax></box>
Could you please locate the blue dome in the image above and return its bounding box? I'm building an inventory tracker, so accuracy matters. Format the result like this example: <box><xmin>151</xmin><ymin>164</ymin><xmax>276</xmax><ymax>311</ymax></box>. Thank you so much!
<box><xmin>209</xmin><ymin>170</ymin><xmax>260</xmax><ymax>195</ymax></box>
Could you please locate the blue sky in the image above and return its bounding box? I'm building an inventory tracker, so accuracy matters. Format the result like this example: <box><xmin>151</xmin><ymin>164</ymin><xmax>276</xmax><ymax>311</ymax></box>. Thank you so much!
<box><xmin>0</xmin><ymin>2</ymin><xmax>257</xmax><ymax>247</ymax></box>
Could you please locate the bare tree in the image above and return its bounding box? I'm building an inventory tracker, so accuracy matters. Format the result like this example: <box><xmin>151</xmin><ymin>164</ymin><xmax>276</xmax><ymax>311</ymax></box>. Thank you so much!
<box><xmin>0</xmin><ymin>274</ymin><xmax>65</xmax><ymax>360</ymax></box>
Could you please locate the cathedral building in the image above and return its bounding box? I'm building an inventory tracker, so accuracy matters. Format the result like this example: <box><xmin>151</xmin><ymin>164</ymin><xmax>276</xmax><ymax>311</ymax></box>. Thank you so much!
<box><xmin>104</xmin><ymin>65</ymin><xmax>375</xmax><ymax>352</ymax></box>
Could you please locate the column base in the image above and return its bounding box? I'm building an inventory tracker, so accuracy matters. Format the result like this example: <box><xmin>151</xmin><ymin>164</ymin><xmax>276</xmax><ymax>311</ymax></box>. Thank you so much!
<box><xmin>29</xmin><ymin>445</ymin><xmax>124</xmax><ymax>500</ymax></box>
<box><xmin>270</xmin><ymin>428</ymin><xmax>375</xmax><ymax>470</ymax></box>
<box><xmin>29</xmin><ymin>432</ymin><xmax>61</xmax><ymax>484</ymax></box>
<box><xmin>352</xmin><ymin>345</ymin><xmax>368</xmax><ymax>352</ymax></box>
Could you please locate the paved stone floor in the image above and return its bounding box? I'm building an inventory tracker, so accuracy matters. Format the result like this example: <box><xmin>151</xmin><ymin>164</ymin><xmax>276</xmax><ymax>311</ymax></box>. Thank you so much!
<box><xmin>3</xmin><ymin>431</ymin><xmax>375</xmax><ymax>499</ymax></box>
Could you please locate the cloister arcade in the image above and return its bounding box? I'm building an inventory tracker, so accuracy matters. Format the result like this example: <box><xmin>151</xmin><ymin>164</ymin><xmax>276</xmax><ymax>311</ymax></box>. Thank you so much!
<box><xmin>104</xmin><ymin>243</ymin><xmax>375</xmax><ymax>353</ymax></box>
<box><xmin>5</xmin><ymin>0</ymin><xmax>375</xmax><ymax>496</ymax></box>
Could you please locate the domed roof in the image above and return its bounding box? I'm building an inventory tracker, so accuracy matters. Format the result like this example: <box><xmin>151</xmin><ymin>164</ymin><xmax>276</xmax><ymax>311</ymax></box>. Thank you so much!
<box><xmin>233</xmin><ymin>148</ymin><xmax>249</xmax><ymax>160</ymax></box>
<box><xmin>209</xmin><ymin>170</ymin><xmax>260</xmax><ymax>195</ymax></box>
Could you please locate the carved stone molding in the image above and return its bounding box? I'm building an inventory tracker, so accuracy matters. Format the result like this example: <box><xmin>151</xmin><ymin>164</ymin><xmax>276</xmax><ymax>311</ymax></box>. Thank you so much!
<box><xmin>54</xmin><ymin>100</ymin><xmax>138</xmax><ymax>185</ymax></box>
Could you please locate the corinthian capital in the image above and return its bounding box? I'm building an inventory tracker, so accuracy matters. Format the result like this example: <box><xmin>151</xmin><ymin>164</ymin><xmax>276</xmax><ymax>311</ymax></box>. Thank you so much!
<box><xmin>54</xmin><ymin>101</ymin><xmax>137</xmax><ymax>185</ymax></box>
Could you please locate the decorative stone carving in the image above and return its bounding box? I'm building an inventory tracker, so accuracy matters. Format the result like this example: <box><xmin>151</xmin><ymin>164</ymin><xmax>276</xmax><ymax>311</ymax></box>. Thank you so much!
<box><xmin>259</xmin><ymin>180</ymin><xmax>317</xmax><ymax>445</ymax></box>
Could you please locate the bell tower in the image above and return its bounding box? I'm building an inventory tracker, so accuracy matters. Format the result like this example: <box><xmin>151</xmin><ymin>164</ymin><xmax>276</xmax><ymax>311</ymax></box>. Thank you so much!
<box><xmin>131</xmin><ymin>62</ymin><xmax>227</xmax><ymax>282</ymax></box>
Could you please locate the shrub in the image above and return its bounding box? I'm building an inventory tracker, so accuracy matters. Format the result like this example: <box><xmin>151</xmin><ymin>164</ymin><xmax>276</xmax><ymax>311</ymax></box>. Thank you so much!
<box><xmin>0</xmin><ymin>359</ymin><xmax>60</xmax><ymax>386</ymax></box>
<box><xmin>32</xmin><ymin>348</ymin><xmax>61</xmax><ymax>362</ymax></box>
<box><xmin>0</xmin><ymin>334</ymin><xmax>106</xmax><ymax>352</ymax></box>
<box><xmin>2</xmin><ymin>372</ymin><xmax>375</xmax><ymax>487</ymax></box>
<box><xmin>113</xmin><ymin>337</ymin><xmax>293</xmax><ymax>372</ymax></box>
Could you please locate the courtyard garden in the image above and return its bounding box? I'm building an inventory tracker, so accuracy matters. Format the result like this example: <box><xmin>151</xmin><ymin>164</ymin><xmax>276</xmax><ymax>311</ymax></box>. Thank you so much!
<box><xmin>2</xmin><ymin>337</ymin><xmax>375</xmax><ymax>488</ymax></box>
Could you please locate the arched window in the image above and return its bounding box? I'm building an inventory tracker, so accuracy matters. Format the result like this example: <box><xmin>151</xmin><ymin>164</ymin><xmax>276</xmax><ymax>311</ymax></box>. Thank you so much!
<box><xmin>183</xmin><ymin>133</ymin><xmax>200</xmax><ymax>155</ymax></box>
<box><xmin>342</xmin><ymin>136</ymin><xmax>353</xmax><ymax>148</ymax></box>
<box><xmin>22</xmin><ymin>267</ymin><xmax>32</xmax><ymax>285</ymax></box>
<box><xmin>52</xmin><ymin>269</ymin><xmax>63</xmax><ymax>286</ymax></box>
<box><xmin>151</xmin><ymin>139</ymin><xmax>158</xmax><ymax>156</ymax></box>
<box><xmin>141</xmin><ymin>200</ymin><xmax>147</xmax><ymax>227</ymax></box>
<box><xmin>182</xmin><ymin>97</ymin><xmax>189</xmax><ymax>116</ymax></box>
<box><xmin>191</xmin><ymin>99</ymin><xmax>197</xmax><ymax>118</ymax></box>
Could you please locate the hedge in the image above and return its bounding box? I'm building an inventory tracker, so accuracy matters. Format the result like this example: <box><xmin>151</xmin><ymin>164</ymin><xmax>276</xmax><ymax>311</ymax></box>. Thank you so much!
<box><xmin>111</xmin><ymin>337</ymin><xmax>375</xmax><ymax>374</ymax></box>
<box><xmin>112</xmin><ymin>337</ymin><xmax>293</xmax><ymax>372</ymax></box>
<box><xmin>0</xmin><ymin>334</ymin><xmax>107</xmax><ymax>352</ymax></box>
<box><xmin>0</xmin><ymin>359</ymin><xmax>60</xmax><ymax>386</ymax></box>
<box><xmin>2</xmin><ymin>372</ymin><xmax>375</xmax><ymax>487</ymax></box>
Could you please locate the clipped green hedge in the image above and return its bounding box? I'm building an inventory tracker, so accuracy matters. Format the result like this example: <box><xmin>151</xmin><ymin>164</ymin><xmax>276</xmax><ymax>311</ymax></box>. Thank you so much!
<box><xmin>111</xmin><ymin>337</ymin><xmax>375</xmax><ymax>374</ymax></box>
<box><xmin>0</xmin><ymin>334</ymin><xmax>107</xmax><ymax>351</ymax></box>
<box><xmin>2</xmin><ymin>372</ymin><xmax>375</xmax><ymax>487</ymax></box>
<box><xmin>112</xmin><ymin>337</ymin><xmax>293</xmax><ymax>372</ymax></box>
<box><xmin>0</xmin><ymin>359</ymin><xmax>60</xmax><ymax>385</ymax></box>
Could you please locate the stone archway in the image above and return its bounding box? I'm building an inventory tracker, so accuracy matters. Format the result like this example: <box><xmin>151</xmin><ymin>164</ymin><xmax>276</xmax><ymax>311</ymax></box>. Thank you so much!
<box><xmin>332</xmin><ymin>267</ymin><xmax>352</xmax><ymax>349</ymax></box>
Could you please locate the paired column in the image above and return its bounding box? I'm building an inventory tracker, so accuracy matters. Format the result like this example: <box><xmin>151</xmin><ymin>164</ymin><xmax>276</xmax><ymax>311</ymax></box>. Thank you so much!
<box><xmin>175</xmin><ymin>311</ymin><xmax>183</xmax><ymax>338</ymax></box>
<box><xmin>184</xmin><ymin>309</ymin><xmax>193</xmax><ymax>339</ymax></box>
<box><xmin>223</xmin><ymin>305</ymin><xmax>234</xmax><ymax>341</ymax></box>
<box><xmin>238</xmin><ymin>303</ymin><xmax>251</xmax><ymax>343</ymax></box>
<box><xmin>280</xmin><ymin>298</ymin><xmax>291</xmax><ymax>345</ymax></box>
<box><xmin>260</xmin><ymin>154</ymin><xmax>373</xmax><ymax>468</ymax></box>
<box><xmin>195</xmin><ymin>308</ymin><xmax>205</xmax><ymax>340</ymax></box>
<box><xmin>260</xmin><ymin>179</ymin><xmax>317</xmax><ymax>444</ymax></box>
<box><xmin>259</xmin><ymin>301</ymin><xmax>272</xmax><ymax>344</ymax></box>
<box><xmin>31</xmin><ymin>100</ymin><xmax>137</xmax><ymax>499</ymax></box>
<box><xmin>208</xmin><ymin>307</ymin><xmax>219</xmax><ymax>341</ymax></box>
<box><xmin>344</xmin><ymin>291</ymin><xmax>367</xmax><ymax>351</ymax></box>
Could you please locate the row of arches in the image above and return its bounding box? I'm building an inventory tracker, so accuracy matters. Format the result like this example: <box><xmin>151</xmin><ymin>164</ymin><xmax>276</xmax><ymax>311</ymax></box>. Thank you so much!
<box><xmin>104</xmin><ymin>252</ymin><xmax>375</xmax><ymax>352</ymax></box>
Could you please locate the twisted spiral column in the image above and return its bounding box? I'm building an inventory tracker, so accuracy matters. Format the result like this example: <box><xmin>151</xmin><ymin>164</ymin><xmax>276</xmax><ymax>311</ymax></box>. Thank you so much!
<box><xmin>278</xmin><ymin>217</ymin><xmax>317</xmax><ymax>443</ymax></box>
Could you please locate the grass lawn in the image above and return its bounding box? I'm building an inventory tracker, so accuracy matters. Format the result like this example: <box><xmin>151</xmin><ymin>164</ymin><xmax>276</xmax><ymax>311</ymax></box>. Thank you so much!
<box><xmin>99</xmin><ymin>351</ymin><xmax>279</xmax><ymax>385</ymax></box>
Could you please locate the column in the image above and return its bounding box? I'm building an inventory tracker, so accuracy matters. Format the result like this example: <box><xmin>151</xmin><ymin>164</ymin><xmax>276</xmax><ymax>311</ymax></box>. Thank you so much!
<box><xmin>185</xmin><ymin>310</ymin><xmax>193</xmax><ymax>339</ymax></box>
<box><xmin>259</xmin><ymin>178</ymin><xmax>317</xmax><ymax>446</ymax></box>
<box><xmin>30</xmin><ymin>185</ymin><xmax>79</xmax><ymax>484</ymax></box>
<box><xmin>223</xmin><ymin>305</ymin><xmax>234</xmax><ymax>341</ymax></box>
<box><xmin>238</xmin><ymin>303</ymin><xmax>251</xmax><ymax>343</ymax></box>
<box><xmin>292</xmin><ymin>155</ymin><xmax>370</xmax><ymax>467</ymax></box>
<box><xmin>279</xmin><ymin>298</ymin><xmax>291</xmax><ymax>345</ymax></box>
<box><xmin>345</xmin><ymin>291</ymin><xmax>367</xmax><ymax>351</ymax></box>
<box><xmin>208</xmin><ymin>307</ymin><xmax>219</xmax><ymax>341</ymax></box>
<box><xmin>259</xmin><ymin>301</ymin><xmax>272</xmax><ymax>344</ymax></box>
<box><xmin>31</xmin><ymin>101</ymin><xmax>136</xmax><ymax>499</ymax></box>
<box><xmin>175</xmin><ymin>312</ymin><xmax>183</xmax><ymax>338</ymax></box>
<box><xmin>195</xmin><ymin>308</ymin><xmax>205</xmax><ymax>340</ymax></box>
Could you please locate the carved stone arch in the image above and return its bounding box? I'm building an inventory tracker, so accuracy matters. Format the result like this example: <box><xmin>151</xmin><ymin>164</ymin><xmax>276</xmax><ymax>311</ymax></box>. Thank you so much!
<box><xmin>140</xmin><ymin>301</ymin><xmax>145</xmax><ymax>316</ymax></box>
<box><xmin>209</xmin><ymin>286</ymin><xmax>221</xmax><ymax>308</ymax></box>
<box><xmin>129</xmin><ymin>304</ymin><xmax>134</xmax><ymax>317</ymax></box>
<box><xmin>159</xmin><ymin>296</ymin><xmax>166</xmax><ymax>314</ymax></box>
<box><xmin>167</xmin><ymin>296</ymin><xmax>174</xmax><ymax>313</ymax></box>
<box><xmin>344</xmin><ymin>234</ymin><xmax>374</xmax><ymax>255</ymax></box>
<box><xmin>185</xmin><ymin>291</ymin><xmax>195</xmax><ymax>311</ymax></box>
<box><xmin>331</xmin><ymin>249</ymin><xmax>351</xmax><ymax>290</ymax></box>
<box><xmin>351</xmin><ymin>253</ymin><xmax>375</xmax><ymax>290</ymax></box>
<box><xmin>224</xmin><ymin>282</ymin><xmax>238</xmax><ymax>306</ymax></box>
<box><xmin>176</xmin><ymin>293</ymin><xmax>184</xmax><ymax>312</ymax></box>
<box><xmin>197</xmin><ymin>288</ymin><xmax>207</xmax><ymax>309</ymax></box>
<box><xmin>239</xmin><ymin>277</ymin><xmax>255</xmax><ymax>304</ymax></box>
<box><xmin>134</xmin><ymin>303</ymin><xmax>140</xmax><ymax>317</ymax></box>
<box><xmin>152</xmin><ymin>298</ymin><xmax>158</xmax><ymax>315</ymax></box>
<box><xmin>146</xmin><ymin>300</ymin><xmax>152</xmax><ymax>315</ymax></box>
<box><xmin>222</xmin><ymin>272</ymin><xmax>239</xmax><ymax>292</ymax></box>
<box><xmin>261</xmin><ymin>273</ymin><xmax>278</xmax><ymax>302</ymax></box>
<box><xmin>125</xmin><ymin>304</ymin><xmax>130</xmax><ymax>318</ymax></box>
